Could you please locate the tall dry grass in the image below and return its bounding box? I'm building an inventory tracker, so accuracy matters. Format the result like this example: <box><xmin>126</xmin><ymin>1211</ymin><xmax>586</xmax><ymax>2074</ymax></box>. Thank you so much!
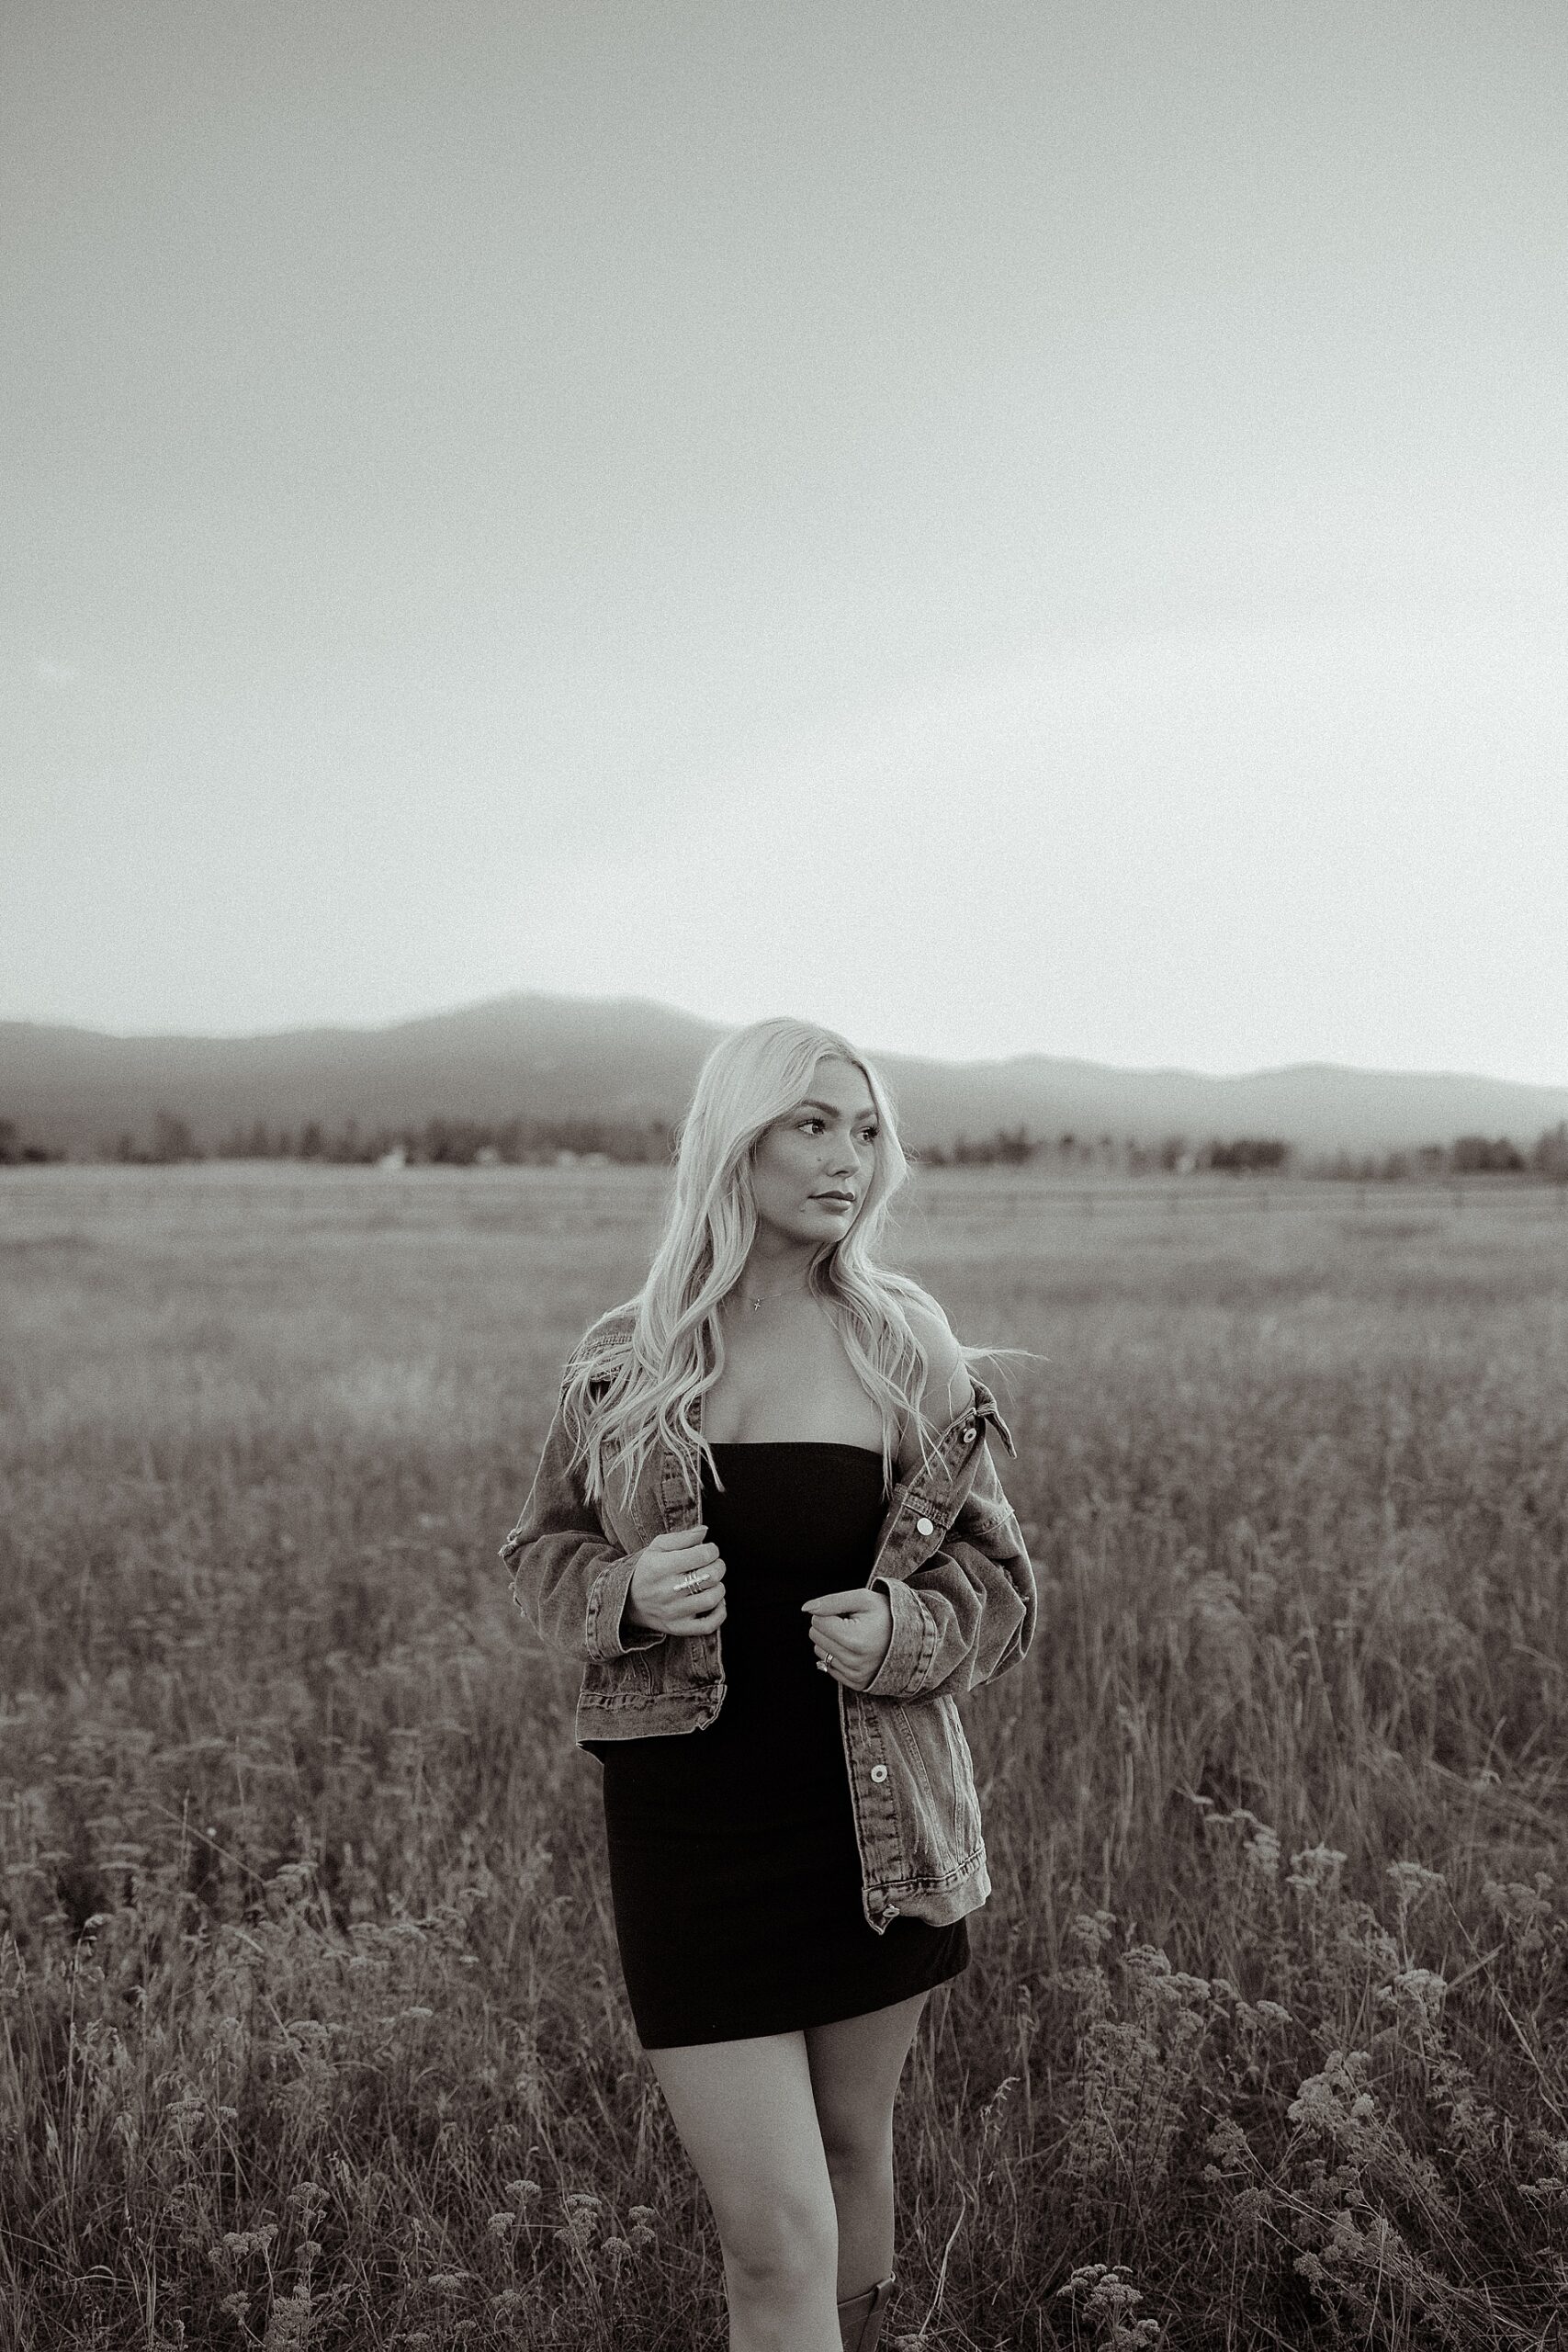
<box><xmin>2</xmin><ymin>1165</ymin><xmax>1566</xmax><ymax>2349</ymax></box>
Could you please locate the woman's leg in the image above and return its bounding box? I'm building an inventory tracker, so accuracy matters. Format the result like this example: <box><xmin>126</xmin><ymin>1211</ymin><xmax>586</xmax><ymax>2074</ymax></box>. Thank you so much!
<box><xmin>647</xmin><ymin>2030</ymin><xmax>842</xmax><ymax>2352</ymax></box>
<box><xmin>805</xmin><ymin>1992</ymin><xmax>928</xmax><ymax>2301</ymax></box>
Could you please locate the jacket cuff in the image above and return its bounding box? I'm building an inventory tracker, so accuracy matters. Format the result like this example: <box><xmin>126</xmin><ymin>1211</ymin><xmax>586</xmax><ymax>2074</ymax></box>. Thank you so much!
<box><xmin>585</xmin><ymin>1551</ymin><xmax>667</xmax><ymax>1660</ymax></box>
<box><xmin>863</xmin><ymin>1576</ymin><xmax>937</xmax><ymax>1699</ymax></box>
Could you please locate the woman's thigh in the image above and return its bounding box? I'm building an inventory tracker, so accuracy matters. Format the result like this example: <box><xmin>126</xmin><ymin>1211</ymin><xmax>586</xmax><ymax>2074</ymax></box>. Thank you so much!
<box><xmin>805</xmin><ymin>1993</ymin><xmax>929</xmax><ymax>2161</ymax></box>
<box><xmin>647</xmin><ymin>2031</ymin><xmax>838</xmax><ymax>2265</ymax></box>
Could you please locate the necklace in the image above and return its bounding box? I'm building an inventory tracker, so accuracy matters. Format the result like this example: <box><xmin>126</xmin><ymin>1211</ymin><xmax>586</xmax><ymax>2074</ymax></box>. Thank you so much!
<box><xmin>740</xmin><ymin>1280</ymin><xmax>802</xmax><ymax>1315</ymax></box>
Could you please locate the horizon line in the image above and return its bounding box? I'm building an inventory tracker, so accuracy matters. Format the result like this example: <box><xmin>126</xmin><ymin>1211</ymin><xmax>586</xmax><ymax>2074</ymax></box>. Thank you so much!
<box><xmin>2</xmin><ymin>988</ymin><xmax>1566</xmax><ymax>1095</ymax></box>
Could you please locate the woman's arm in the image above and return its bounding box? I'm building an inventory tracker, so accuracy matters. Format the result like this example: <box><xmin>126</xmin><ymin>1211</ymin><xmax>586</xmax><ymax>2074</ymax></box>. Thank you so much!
<box><xmin>500</xmin><ymin>1377</ymin><xmax>668</xmax><ymax>1663</ymax></box>
<box><xmin>864</xmin><ymin>1295</ymin><xmax>1037</xmax><ymax>1702</ymax></box>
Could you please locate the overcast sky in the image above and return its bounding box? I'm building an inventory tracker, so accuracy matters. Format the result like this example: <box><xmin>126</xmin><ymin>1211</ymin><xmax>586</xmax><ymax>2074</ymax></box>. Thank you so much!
<box><xmin>4</xmin><ymin>1</ymin><xmax>1565</xmax><ymax>1079</ymax></box>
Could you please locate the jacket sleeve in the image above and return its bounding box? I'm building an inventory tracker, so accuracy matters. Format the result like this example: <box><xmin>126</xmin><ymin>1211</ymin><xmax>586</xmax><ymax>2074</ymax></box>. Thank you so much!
<box><xmin>863</xmin><ymin>1469</ymin><xmax>1036</xmax><ymax>1703</ymax></box>
<box><xmin>499</xmin><ymin>1381</ymin><xmax>666</xmax><ymax>1664</ymax></box>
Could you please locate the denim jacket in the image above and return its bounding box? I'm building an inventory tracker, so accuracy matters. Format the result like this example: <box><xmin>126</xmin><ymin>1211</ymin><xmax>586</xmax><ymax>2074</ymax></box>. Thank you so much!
<box><xmin>500</xmin><ymin>1307</ymin><xmax>1037</xmax><ymax>1934</ymax></box>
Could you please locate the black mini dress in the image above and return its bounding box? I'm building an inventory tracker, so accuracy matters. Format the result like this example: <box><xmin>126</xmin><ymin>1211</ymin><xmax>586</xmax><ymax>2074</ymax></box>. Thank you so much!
<box><xmin>585</xmin><ymin>1441</ymin><xmax>970</xmax><ymax>2049</ymax></box>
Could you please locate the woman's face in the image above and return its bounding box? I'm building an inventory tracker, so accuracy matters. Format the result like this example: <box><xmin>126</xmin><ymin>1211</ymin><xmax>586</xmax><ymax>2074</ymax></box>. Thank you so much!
<box><xmin>750</xmin><ymin>1055</ymin><xmax>880</xmax><ymax>1248</ymax></box>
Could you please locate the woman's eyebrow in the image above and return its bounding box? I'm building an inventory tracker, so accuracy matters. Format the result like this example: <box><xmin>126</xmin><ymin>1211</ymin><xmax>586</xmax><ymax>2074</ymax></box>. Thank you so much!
<box><xmin>795</xmin><ymin>1097</ymin><xmax>878</xmax><ymax>1121</ymax></box>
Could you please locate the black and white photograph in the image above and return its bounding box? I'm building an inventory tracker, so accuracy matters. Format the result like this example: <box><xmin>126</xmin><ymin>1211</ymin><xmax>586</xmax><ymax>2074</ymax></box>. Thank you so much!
<box><xmin>3</xmin><ymin>5</ymin><xmax>1567</xmax><ymax>2348</ymax></box>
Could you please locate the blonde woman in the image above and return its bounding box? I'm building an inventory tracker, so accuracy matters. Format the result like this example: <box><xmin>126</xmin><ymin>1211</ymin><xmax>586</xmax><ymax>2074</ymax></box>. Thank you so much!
<box><xmin>502</xmin><ymin>1018</ymin><xmax>1036</xmax><ymax>2352</ymax></box>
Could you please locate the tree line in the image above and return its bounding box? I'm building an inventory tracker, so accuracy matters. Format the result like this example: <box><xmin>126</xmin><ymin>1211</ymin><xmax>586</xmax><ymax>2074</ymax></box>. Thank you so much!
<box><xmin>923</xmin><ymin>1122</ymin><xmax>1568</xmax><ymax>1181</ymax></box>
<box><xmin>3</xmin><ymin>1111</ymin><xmax>1566</xmax><ymax>1180</ymax></box>
<box><xmin>95</xmin><ymin>1111</ymin><xmax>678</xmax><ymax>1168</ymax></box>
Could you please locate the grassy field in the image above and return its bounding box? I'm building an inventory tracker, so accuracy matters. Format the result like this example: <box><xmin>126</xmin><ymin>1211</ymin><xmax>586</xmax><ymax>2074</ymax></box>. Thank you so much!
<box><xmin>3</xmin><ymin>1164</ymin><xmax>1567</xmax><ymax>2351</ymax></box>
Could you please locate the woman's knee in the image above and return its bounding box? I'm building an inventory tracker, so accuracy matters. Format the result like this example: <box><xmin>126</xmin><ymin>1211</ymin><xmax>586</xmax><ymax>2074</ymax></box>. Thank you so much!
<box><xmin>815</xmin><ymin>2106</ymin><xmax>894</xmax><ymax>2179</ymax></box>
<box><xmin>720</xmin><ymin>2187</ymin><xmax>838</xmax><ymax>2293</ymax></box>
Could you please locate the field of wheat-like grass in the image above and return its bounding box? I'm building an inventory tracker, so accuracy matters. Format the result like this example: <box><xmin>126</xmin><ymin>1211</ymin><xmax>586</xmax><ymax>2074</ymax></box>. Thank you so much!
<box><xmin>2</xmin><ymin>1163</ymin><xmax>1566</xmax><ymax>2351</ymax></box>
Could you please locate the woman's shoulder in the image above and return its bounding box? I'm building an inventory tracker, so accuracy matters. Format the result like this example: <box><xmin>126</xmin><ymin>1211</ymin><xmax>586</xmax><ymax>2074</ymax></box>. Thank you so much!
<box><xmin>566</xmin><ymin>1299</ymin><xmax>639</xmax><ymax>1374</ymax></box>
<box><xmin>889</xmin><ymin>1279</ymin><xmax>973</xmax><ymax>1429</ymax></box>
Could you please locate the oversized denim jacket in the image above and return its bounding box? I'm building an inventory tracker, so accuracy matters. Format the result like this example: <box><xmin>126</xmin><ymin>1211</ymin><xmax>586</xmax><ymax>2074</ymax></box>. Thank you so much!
<box><xmin>500</xmin><ymin>1307</ymin><xmax>1038</xmax><ymax>1934</ymax></box>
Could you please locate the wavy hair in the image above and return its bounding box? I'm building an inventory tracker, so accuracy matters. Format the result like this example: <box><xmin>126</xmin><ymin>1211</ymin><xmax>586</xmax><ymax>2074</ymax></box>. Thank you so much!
<box><xmin>560</xmin><ymin>1016</ymin><xmax>996</xmax><ymax>1508</ymax></box>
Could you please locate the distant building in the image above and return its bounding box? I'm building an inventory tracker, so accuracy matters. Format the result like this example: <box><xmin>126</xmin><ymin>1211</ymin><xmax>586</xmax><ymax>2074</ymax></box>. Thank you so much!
<box><xmin>474</xmin><ymin>1144</ymin><xmax>502</xmax><ymax>1167</ymax></box>
<box><xmin>378</xmin><ymin>1145</ymin><xmax>408</xmax><ymax>1171</ymax></box>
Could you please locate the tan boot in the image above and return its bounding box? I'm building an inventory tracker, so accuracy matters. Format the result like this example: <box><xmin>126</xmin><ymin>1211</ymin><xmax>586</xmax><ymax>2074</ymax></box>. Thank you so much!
<box><xmin>836</xmin><ymin>2271</ymin><xmax>897</xmax><ymax>2352</ymax></box>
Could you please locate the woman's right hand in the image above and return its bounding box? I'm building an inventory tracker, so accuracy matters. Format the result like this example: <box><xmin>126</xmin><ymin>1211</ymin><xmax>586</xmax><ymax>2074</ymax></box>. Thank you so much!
<box><xmin>624</xmin><ymin>1523</ymin><xmax>728</xmax><ymax>1638</ymax></box>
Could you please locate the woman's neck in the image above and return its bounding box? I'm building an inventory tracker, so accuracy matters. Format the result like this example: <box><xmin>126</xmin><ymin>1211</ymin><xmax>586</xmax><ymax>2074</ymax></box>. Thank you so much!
<box><xmin>735</xmin><ymin>1234</ymin><xmax>817</xmax><ymax>1312</ymax></box>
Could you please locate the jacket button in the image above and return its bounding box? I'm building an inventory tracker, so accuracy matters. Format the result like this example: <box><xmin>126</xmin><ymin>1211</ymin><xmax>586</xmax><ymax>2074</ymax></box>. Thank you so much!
<box><xmin>870</xmin><ymin>1763</ymin><xmax>888</xmax><ymax>1783</ymax></box>
<box><xmin>961</xmin><ymin>1423</ymin><xmax>976</xmax><ymax>1443</ymax></box>
<box><xmin>915</xmin><ymin>1515</ymin><xmax>934</xmax><ymax>1536</ymax></box>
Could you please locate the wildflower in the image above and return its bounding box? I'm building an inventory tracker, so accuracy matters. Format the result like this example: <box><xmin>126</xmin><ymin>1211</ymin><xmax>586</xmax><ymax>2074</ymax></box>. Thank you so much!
<box><xmin>1244</xmin><ymin>1826</ymin><xmax>1281</xmax><ymax>1878</ymax></box>
<box><xmin>1287</xmin><ymin>1844</ymin><xmax>1347</xmax><ymax>1895</ymax></box>
<box><xmin>601</xmin><ymin>2235</ymin><xmax>632</xmax><ymax>2260</ymax></box>
<box><xmin>1201</xmin><ymin>2117</ymin><xmax>1252</xmax><ymax>2181</ymax></box>
<box><xmin>1386</xmin><ymin>1860</ymin><xmax>1443</xmax><ymax>1896</ymax></box>
<box><xmin>401</xmin><ymin>2005</ymin><xmax>434</xmax><ymax>2021</ymax></box>
<box><xmin>425</xmin><ymin>2272</ymin><xmax>472</xmax><ymax>2292</ymax></box>
<box><xmin>1068</xmin><ymin>1909</ymin><xmax>1115</xmax><ymax>1956</ymax></box>
<box><xmin>1382</xmin><ymin>1966</ymin><xmax>1448</xmax><ymax>2027</ymax></box>
<box><xmin>262</xmin><ymin>2287</ymin><xmax>314</xmax><ymax>2348</ymax></box>
<box><xmin>221</xmin><ymin>2223</ymin><xmax>278</xmax><ymax>2258</ymax></box>
<box><xmin>486</xmin><ymin>2211</ymin><xmax>516</xmax><ymax>2237</ymax></box>
<box><xmin>503</xmin><ymin>2178</ymin><xmax>541</xmax><ymax>2203</ymax></box>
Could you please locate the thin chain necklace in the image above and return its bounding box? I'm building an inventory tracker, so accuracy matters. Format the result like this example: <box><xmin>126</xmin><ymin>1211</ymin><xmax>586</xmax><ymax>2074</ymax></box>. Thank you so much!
<box><xmin>740</xmin><ymin>1278</ymin><xmax>805</xmax><ymax>1315</ymax></box>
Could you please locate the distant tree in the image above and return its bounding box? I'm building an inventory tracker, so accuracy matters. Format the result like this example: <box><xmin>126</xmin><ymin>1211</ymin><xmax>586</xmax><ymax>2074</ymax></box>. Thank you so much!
<box><xmin>1204</xmin><ymin>1137</ymin><xmax>1290</xmax><ymax>1173</ymax></box>
<box><xmin>150</xmin><ymin>1109</ymin><xmax>198</xmax><ymax>1163</ymax></box>
<box><xmin>299</xmin><ymin>1121</ymin><xmax>325</xmax><ymax>1159</ymax></box>
<box><xmin>1531</xmin><ymin>1122</ymin><xmax>1568</xmax><ymax>1182</ymax></box>
<box><xmin>0</xmin><ymin>1118</ymin><xmax>16</xmax><ymax>1167</ymax></box>
<box><xmin>1452</xmin><ymin>1135</ymin><xmax>1525</xmax><ymax>1174</ymax></box>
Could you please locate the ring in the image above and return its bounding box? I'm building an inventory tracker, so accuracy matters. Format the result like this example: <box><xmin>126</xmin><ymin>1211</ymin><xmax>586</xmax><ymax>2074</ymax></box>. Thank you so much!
<box><xmin>676</xmin><ymin>1568</ymin><xmax>707</xmax><ymax>1592</ymax></box>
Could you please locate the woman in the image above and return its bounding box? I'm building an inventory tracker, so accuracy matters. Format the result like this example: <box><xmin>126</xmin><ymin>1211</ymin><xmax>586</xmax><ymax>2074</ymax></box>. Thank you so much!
<box><xmin>501</xmin><ymin>1018</ymin><xmax>1036</xmax><ymax>2352</ymax></box>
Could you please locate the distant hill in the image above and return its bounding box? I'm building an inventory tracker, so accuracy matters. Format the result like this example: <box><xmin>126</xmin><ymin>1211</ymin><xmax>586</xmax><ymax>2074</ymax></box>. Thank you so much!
<box><xmin>3</xmin><ymin>993</ymin><xmax>1566</xmax><ymax>1159</ymax></box>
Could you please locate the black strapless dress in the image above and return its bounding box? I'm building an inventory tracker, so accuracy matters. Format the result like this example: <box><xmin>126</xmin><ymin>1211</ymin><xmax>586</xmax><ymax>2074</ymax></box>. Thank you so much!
<box><xmin>584</xmin><ymin>1442</ymin><xmax>970</xmax><ymax>2049</ymax></box>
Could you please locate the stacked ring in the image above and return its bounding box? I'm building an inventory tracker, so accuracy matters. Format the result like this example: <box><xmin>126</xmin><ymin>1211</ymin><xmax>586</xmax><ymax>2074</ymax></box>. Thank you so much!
<box><xmin>677</xmin><ymin>1567</ymin><xmax>707</xmax><ymax>1592</ymax></box>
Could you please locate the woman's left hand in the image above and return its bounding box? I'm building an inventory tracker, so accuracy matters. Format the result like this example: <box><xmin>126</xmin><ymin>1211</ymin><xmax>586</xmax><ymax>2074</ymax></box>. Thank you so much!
<box><xmin>802</xmin><ymin>1589</ymin><xmax>893</xmax><ymax>1690</ymax></box>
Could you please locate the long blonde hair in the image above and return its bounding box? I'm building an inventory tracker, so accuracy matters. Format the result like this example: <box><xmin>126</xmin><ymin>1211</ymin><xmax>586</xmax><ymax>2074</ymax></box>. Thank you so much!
<box><xmin>562</xmin><ymin>1016</ymin><xmax>989</xmax><ymax>1507</ymax></box>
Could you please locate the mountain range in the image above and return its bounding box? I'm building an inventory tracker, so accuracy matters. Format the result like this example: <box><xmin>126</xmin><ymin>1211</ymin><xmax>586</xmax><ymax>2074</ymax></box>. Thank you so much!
<box><xmin>3</xmin><ymin>994</ymin><xmax>1566</xmax><ymax>1158</ymax></box>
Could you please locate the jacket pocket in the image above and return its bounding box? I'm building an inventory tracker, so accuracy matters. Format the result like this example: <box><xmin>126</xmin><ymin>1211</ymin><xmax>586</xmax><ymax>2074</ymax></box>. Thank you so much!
<box><xmin>581</xmin><ymin>1652</ymin><xmax>655</xmax><ymax>1705</ymax></box>
<box><xmin>879</xmin><ymin>1694</ymin><xmax>983</xmax><ymax>1879</ymax></box>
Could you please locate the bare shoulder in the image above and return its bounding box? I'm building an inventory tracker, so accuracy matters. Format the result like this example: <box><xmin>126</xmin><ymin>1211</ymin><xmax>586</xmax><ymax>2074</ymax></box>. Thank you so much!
<box><xmin>900</xmin><ymin>1287</ymin><xmax>974</xmax><ymax>1434</ymax></box>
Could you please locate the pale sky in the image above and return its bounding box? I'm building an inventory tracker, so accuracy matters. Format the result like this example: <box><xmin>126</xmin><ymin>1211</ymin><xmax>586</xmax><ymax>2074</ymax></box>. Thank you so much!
<box><xmin>4</xmin><ymin>1</ymin><xmax>1565</xmax><ymax>1080</ymax></box>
